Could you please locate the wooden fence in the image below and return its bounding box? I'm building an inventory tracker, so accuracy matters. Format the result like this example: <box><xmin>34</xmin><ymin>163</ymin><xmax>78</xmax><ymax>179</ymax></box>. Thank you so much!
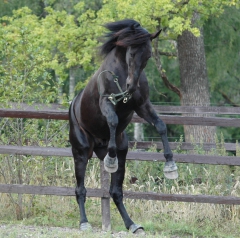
<box><xmin>0</xmin><ymin>105</ymin><xmax>240</xmax><ymax>230</ymax></box>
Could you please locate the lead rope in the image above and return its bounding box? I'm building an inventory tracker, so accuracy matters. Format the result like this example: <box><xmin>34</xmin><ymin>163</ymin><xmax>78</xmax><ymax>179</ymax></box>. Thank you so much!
<box><xmin>97</xmin><ymin>70</ymin><xmax>132</xmax><ymax>105</ymax></box>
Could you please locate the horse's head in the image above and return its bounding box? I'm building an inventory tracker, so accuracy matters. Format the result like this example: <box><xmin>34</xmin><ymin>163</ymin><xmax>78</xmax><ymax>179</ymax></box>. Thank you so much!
<box><xmin>101</xmin><ymin>19</ymin><xmax>161</xmax><ymax>94</ymax></box>
<box><xmin>125</xmin><ymin>29</ymin><xmax>161</xmax><ymax>94</ymax></box>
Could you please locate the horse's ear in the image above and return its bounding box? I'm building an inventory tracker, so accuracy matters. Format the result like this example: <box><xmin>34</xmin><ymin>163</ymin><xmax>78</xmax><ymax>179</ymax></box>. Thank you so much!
<box><xmin>150</xmin><ymin>29</ymin><xmax>162</xmax><ymax>40</ymax></box>
<box><xmin>131</xmin><ymin>23</ymin><xmax>140</xmax><ymax>31</ymax></box>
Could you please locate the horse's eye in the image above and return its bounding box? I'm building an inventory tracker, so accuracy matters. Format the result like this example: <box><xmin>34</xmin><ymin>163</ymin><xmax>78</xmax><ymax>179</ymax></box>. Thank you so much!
<box><xmin>130</xmin><ymin>53</ymin><xmax>134</xmax><ymax>57</ymax></box>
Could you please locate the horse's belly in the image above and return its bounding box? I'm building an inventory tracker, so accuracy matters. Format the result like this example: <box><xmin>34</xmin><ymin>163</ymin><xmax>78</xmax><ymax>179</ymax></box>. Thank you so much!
<box><xmin>80</xmin><ymin>111</ymin><xmax>133</xmax><ymax>139</ymax></box>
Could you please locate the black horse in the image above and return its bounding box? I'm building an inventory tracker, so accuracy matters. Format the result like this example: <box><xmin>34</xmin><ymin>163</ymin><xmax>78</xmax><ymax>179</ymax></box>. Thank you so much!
<box><xmin>69</xmin><ymin>19</ymin><xmax>178</xmax><ymax>233</ymax></box>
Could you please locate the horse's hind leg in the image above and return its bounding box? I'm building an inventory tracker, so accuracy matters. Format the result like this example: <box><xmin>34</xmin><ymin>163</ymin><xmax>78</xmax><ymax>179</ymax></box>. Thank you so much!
<box><xmin>110</xmin><ymin>132</ymin><xmax>144</xmax><ymax>234</ymax></box>
<box><xmin>72</xmin><ymin>146</ymin><xmax>92</xmax><ymax>230</ymax></box>
<box><xmin>70</xmin><ymin>126</ymin><xmax>93</xmax><ymax>231</ymax></box>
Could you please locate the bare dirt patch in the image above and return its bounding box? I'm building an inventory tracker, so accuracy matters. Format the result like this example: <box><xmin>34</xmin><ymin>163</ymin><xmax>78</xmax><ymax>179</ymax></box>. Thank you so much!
<box><xmin>0</xmin><ymin>224</ymin><xmax>182</xmax><ymax>238</ymax></box>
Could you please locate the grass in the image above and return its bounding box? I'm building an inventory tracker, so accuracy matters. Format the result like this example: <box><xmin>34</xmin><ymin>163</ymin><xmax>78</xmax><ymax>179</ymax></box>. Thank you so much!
<box><xmin>1</xmin><ymin>193</ymin><xmax>240</xmax><ymax>237</ymax></box>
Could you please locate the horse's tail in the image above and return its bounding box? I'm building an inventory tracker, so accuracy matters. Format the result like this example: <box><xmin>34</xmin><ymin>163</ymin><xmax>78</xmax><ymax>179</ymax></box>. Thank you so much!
<box><xmin>69</xmin><ymin>95</ymin><xmax>85</xmax><ymax>149</ymax></box>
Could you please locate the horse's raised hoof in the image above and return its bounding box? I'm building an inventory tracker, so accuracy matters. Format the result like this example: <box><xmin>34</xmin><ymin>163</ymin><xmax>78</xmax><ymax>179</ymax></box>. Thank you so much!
<box><xmin>80</xmin><ymin>222</ymin><xmax>92</xmax><ymax>231</ymax></box>
<box><xmin>163</xmin><ymin>161</ymin><xmax>178</xmax><ymax>179</ymax></box>
<box><xmin>129</xmin><ymin>224</ymin><xmax>145</xmax><ymax>234</ymax></box>
<box><xmin>104</xmin><ymin>154</ymin><xmax>118</xmax><ymax>173</ymax></box>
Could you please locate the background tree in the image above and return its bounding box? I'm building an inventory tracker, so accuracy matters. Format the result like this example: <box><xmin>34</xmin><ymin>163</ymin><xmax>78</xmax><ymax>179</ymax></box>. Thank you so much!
<box><xmin>0</xmin><ymin>7</ymin><xmax>57</xmax><ymax>105</ymax></box>
<box><xmin>0</xmin><ymin>0</ymin><xmax>43</xmax><ymax>17</ymax></box>
<box><xmin>177</xmin><ymin>13</ymin><xmax>216</xmax><ymax>143</ymax></box>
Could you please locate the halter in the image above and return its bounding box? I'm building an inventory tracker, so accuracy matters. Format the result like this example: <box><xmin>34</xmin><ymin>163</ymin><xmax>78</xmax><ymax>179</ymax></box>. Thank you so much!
<box><xmin>97</xmin><ymin>70</ymin><xmax>132</xmax><ymax>105</ymax></box>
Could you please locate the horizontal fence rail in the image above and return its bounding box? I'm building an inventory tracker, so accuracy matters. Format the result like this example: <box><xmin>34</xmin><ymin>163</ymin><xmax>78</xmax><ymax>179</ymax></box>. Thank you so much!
<box><xmin>0</xmin><ymin>145</ymin><xmax>240</xmax><ymax>166</ymax></box>
<box><xmin>0</xmin><ymin>107</ymin><xmax>240</xmax><ymax>127</ymax></box>
<box><xmin>2</xmin><ymin>103</ymin><xmax>240</xmax><ymax>115</ymax></box>
<box><xmin>152</xmin><ymin>105</ymin><xmax>240</xmax><ymax>115</ymax></box>
<box><xmin>1</xmin><ymin>184</ymin><xmax>240</xmax><ymax>205</ymax></box>
<box><xmin>128</xmin><ymin>141</ymin><xmax>237</xmax><ymax>152</ymax></box>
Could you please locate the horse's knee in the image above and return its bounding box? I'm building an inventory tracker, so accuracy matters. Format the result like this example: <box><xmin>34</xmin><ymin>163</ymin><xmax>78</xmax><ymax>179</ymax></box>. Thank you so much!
<box><xmin>156</xmin><ymin>121</ymin><xmax>167</xmax><ymax>135</ymax></box>
<box><xmin>110</xmin><ymin>186</ymin><xmax>123</xmax><ymax>205</ymax></box>
<box><xmin>72</xmin><ymin>146</ymin><xmax>90</xmax><ymax>163</ymax></box>
<box><xmin>75</xmin><ymin>186</ymin><xmax>87</xmax><ymax>202</ymax></box>
<box><xmin>107</xmin><ymin>113</ymin><xmax>118</xmax><ymax>128</ymax></box>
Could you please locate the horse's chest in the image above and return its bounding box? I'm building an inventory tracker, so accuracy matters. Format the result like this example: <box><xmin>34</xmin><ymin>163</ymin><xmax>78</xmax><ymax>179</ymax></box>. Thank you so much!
<box><xmin>116</xmin><ymin>108</ymin><xmax>134</xmax><ymax>126</ymax></box>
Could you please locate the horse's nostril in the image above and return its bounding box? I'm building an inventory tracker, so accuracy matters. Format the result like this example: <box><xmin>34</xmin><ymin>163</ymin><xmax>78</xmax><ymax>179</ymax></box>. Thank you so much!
<box><xmin>126</xmin><ymin>84</ymin><xmax>130</xmax><ymax>89</ymax></box>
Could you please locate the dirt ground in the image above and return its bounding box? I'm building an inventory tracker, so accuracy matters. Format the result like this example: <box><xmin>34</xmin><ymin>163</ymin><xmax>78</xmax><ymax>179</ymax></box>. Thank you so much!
<box><xmin>0</xmin><ymin>224</ymin><xmax>182</xmax><ymax>238</ymax></box>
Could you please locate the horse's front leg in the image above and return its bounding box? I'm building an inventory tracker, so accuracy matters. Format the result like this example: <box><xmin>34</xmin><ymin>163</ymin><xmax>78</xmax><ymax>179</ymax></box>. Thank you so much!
<box><xmin>100</xmin><ymin>99</ymin><xmax>118</xmax><ymax>173</ymax></box>
<box><xmin>110</xmin><ymin>132</ymin><xmax>144</xmax><ymax>234</ymax></box>
<box><xmin>135</xmin><ymin>101</ymin><xmax>178</xmax><ymax>179</ymax></box>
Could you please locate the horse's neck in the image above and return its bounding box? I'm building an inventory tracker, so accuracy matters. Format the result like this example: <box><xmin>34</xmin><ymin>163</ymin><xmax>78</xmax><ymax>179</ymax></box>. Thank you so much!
<box><xmin>105</xmin><ymin>47</ymin><xmax>127</xmax><ymax>70</ymax></box>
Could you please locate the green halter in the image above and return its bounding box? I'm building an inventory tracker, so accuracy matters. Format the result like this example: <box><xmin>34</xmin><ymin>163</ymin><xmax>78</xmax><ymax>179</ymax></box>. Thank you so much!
<box><xmin>97</xmin><ymin>70</ymin><xmax>132</xmax><ymax>105</ymax></box>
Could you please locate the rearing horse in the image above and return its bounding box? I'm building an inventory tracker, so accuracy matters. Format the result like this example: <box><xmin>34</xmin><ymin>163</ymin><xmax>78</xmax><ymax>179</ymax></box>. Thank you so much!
<box><xmin>69</xmin><ymin>19</ymin><xmax>178</xmax><ymax>233</ymax></box>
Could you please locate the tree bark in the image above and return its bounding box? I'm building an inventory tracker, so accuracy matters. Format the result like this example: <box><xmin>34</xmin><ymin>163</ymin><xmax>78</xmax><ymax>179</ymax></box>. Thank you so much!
<box><xmin>177</xmin><ymin>23</ymin><xmax>216</xmax><ymax>143</ymax></box>
<box><xmin>69</xmin><ymin>67</ymin><xmax>76</xmax><ymax>100</ymax></box>
<box><xmin>134</xmin><ymin>123</ymin><xmax>144</xmax><ymax>142</ymax></box>
<box><xmin>55</xmin><ymin>73</ymin><xmax>63</xmax><ymax>104</ymax></box>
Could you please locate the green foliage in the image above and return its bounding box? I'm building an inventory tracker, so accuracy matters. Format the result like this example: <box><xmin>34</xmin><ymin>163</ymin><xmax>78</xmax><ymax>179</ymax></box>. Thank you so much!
<box><xmin>0</xmin><ymin>4</ymin><xmax>101</xmax><ymax>100</ymax></box>
<box><xmin>205</xmin><ymin>6</ymin><xmax>240</xmax><ymax>106</ymax></box>
<box><xmin>42</xmin><ymin>5</ymin><xmax>97</xmax><ymax>71</ymax></box>
<box><xmin>0</xmin><ymin>0</ymin><xmax>43</xmax><ymax>18</ymax></box>
<box><xmin>0</xmin><ymin>8</ymin><xmax>58</xmax><ymax>105</ymax></box>
<box><xmin>96</xmin><ymin>0</ymin><xmax>239</xmax><ymax>38</ymax></box>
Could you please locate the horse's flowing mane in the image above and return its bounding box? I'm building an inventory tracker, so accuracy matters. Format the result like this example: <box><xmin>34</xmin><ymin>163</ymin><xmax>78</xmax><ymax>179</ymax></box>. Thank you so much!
<box><xmin>100</xmin><ymin>19</ymin><xmax>151</xmax><ymax>57</ymax></box>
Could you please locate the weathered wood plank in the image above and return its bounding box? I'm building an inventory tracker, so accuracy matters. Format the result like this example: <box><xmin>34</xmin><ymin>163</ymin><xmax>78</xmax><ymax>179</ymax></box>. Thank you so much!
<box><xmin>2</xmin><ymin>104</ymin><xmax>240</xmax><ymax>115</ymax></box>
<box><xmin>123</xmin><ymin>191</ymin><xmax>240</xmax><ymax>205</ymax></box>
<box><xmin>128</xmin><ymin>141</ymin><xmax>237</xmax><ymax>151</ymax></box>
<box><xmin>0</xmin><ymin>142</ymin><xmax>237</xmax><ymax>160</ymax></box>
<box><xmin>1</xmin><ymin>109</ymin><xmax>240</xmax><ymax>127</ymax></box>
<box><xmin>100</xmin><ymin>161</ymin><xmax>111</xmax><ymax>231</ymax></box>
<box><xmin>0</xmin><ymin>145</ymin><xmax>240</xmax><ymax>166</ymax></box>
<box><xmin>0</xmin><ymin>145</ymin><xmax>71</xmax><ymax>157</ymax></box>
<box><xmin>1</xmin><ymin>103</ymin><xmax>66</xmax><ymax>111</ymax></box>
<box><xmin>127</xmin><ymin>151</ymin><xmax>240</xmax><ymax>166</ymax></box>
<box><xmin>152</xmin><ymin>105</ymin><xmax>240</xmax><ymax>115</ymax></box>
<box><xmin>1</xmin><ymin>184</ymin><xmax>240</xmax><ymax>205</ymax></box>
<box><xmin>132</xmin><ymin>114</ymin><xmax>240</xmax><ymax>127</ymax></box>
<box><xmin>0</xmin><ymin>184</ymin><xmax>103</xmax><ymax>197</ymax></box>
<box><xmin>0</xmin><ymin>109</ymin><xmax>68</xmax><ymax>120</ymax></box>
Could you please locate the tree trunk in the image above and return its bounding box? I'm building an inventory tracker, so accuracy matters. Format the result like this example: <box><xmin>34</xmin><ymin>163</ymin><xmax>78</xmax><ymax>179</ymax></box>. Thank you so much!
<box><xmin>69</xmin><ymin>67</ymin><xmax>76</xmax><ymax>100</ymax></box>
<box><xmin>134</xmin><ymin>123</ymin><xmax>144</xmax><ymax>142</ymax></box>
<box><xmin>55</xmin><ymin>73</ymin><xmax>63</xmax><ymax>104</ymax></box>
<box><xmin>177</xmin><ymin>24</ymin><xmax>216</xmax><ymax>143</ymax></box>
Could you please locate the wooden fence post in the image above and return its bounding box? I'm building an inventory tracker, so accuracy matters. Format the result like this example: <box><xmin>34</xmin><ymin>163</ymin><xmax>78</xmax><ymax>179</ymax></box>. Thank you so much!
<box><xmin>100</xmin><ymin>161</ymin><xmax>111</xmax><ymax>231</ymax></box>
